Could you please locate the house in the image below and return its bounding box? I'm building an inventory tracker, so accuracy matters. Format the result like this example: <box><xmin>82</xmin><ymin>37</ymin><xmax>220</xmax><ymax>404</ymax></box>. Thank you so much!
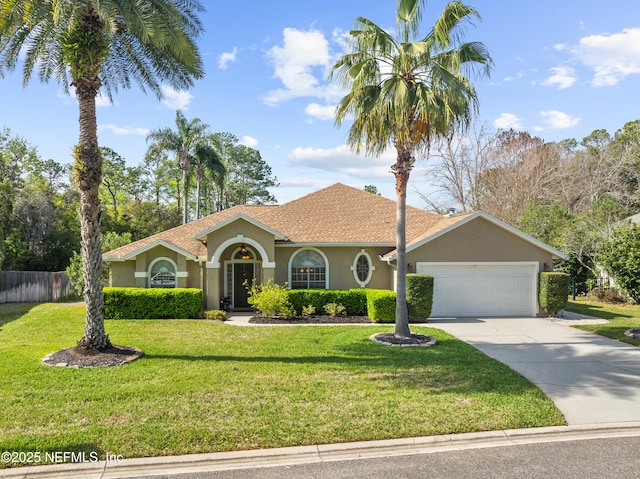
<box><xmin>103</xmin><ymin>183</ymin><xmax>566</xmax><ymax>317</ymax></box>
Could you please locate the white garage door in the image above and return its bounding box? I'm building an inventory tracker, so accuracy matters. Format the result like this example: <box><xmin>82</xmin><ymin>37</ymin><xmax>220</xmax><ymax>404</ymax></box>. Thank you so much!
<box><xmin>416</xmin><ymin>262</ymin><xmax>537</xmax><ymax>317</ymax></box>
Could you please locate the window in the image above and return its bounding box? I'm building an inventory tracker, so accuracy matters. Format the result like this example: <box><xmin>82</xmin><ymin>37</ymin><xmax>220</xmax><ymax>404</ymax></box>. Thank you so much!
<box><xmin>352</xmin><ymin>250</ymin><xmax>374</xmax><ymax>287</ymax></box>
<box><xmin>149</xmin><ymin>259</ymin><xmax>176</xmax><ymax>288</ymax></box>
<box><xmin>290</xmin><ymin>249</ymin><xmax>327</xmax><ymax>289</ymax></box>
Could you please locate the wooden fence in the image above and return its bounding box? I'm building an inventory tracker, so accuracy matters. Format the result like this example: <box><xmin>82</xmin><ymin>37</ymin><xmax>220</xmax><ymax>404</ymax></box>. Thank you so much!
<box><xmin>0</xmin><ymin>271</ymin><xmax>70</xmax><ymax>303</ymax></box>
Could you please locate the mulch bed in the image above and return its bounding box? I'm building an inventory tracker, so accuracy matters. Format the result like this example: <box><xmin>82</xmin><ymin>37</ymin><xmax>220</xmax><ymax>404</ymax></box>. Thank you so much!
<box><xmin>42</xmin><ymin>345</ymin><xmax>143</xmax><ymax>369</ymax></box>
<box><xmin>624</xmin><ymin>328</ymin><xmax>640</xmax><ymax>339</ymax></box>
<box><xmin>370</xmin><ymin>332</ymin><xmax>437</xmax><ymax>347</ymax></box>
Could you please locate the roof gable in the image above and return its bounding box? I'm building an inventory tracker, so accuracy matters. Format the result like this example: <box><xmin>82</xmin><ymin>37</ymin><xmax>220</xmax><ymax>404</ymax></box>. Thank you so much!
<box><xmin>193</xmin><ymin>213</ymin><xmax>288</xmax><ymax>241</ymax></box>
<box><xmin>382</xmin><ymin>211</ymin><xmax>567</xmax><ymax>260</ymax></box>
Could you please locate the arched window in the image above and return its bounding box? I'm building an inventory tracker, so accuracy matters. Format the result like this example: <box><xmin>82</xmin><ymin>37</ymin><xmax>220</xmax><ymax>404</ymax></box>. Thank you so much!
<box><xmin>290</xmin><ymin>249</ymin><xmax>327</xmax><ymax>289</ymax></box>
<box><xmin>351</xmin><ymin>250</ymin><xmax>374</xmax><ymax>287</ymax></box>
<box><xmin>149</xmin><ymin>258</ymin><xmax>176</xmax><ymax>288</ymax></box>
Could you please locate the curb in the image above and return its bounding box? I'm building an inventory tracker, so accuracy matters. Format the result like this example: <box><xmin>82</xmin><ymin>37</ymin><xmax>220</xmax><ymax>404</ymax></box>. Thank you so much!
<box><xmin>3</xmin><ymin>422</ymin><xmax>640</xmax><ymax>479</ymax></box>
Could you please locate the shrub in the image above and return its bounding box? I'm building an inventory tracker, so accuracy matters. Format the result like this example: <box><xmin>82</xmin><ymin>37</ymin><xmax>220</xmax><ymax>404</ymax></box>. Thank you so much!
<box><xmin>324</xmin><ymin>303</ymin><xmax>346</xmax><ymax>316</ymax></box>
<box><xmin>286</xmin><ymin>289</ymin><xmax>367</xmax><ymax>316</ymax></box>
<box><xmin>301</xmin><ymin>304</ymin><xmax>316</xmax><ymax>317</ymax></box>
<box><xmin>203</xmin><ymin>310</ymin><xmax>227</xmax><ymax>321</ymax></box>
<box><xmin>104</xmin><ymin>287</ymin><xmax>202</xmax><ymax>319</ymax></box>
<box><xmin>365</xmin><ymin>289</ymin><xmax>396</xmax><ymax>323</ymax></box>
<box><xmin>599</xmin><ymin>222</ymin><xmax>640</xmax><ymax>302</ymax></box>
<box><xmin>538</xmin><ymin>272</ymin><xmax>570</xmax><ymax>316</ymax></box>
<box><xmin>246</xmin><ymin>278</ymin><xmax>294</xmax><ymax>317</ymax></box>
<box><xmin>591</xmin><ymin>287</ymin><xmax>625</xmax><ymax>304</ymax></box>
<box><xmin>406</xmin><ymin>274</ymin><xmax>433</xmax><ymax>322</ymax></box>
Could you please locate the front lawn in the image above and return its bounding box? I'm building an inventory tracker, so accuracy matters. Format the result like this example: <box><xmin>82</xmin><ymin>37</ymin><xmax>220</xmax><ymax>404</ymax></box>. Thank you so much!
<box><xmin>565</xmin><ymin>298</ymin><xmax>640</xmax><ymax>346</ymax></box>
<box><xmin>0</xmin><ymin>302</ymin><xmax>564</xmax><ymax>465</ymax></box>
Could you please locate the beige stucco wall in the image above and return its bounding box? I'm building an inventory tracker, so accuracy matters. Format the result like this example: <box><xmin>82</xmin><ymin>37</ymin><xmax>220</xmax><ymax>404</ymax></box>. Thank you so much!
<box><xmin>405</xmin><ymin>216</ymin><xmax>555</xmax><ymax>271</ymax></box>
<box><xmin>107</xmin><ymin>245</ymin><xmax>203</xmax><ymax>290</ymax></box>
<box><xmin>274</xmin><ymin>246</ymin><xmax>393</xmax><ymax>290</ymax></box>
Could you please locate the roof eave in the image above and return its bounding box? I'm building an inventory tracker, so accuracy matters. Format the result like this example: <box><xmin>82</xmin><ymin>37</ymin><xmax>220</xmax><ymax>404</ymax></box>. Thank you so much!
<box><xmin>102</xmin><ymin>239</ymin><xmax>200</xmax><ymax>262</ymax></box>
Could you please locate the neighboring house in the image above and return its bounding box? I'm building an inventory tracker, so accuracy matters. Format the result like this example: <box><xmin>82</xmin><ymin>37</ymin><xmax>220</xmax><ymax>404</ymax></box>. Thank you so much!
<box><xmin>103</xmin><ymin>183</ymin><xmax>566</xmax><ymax>317</ymax></box>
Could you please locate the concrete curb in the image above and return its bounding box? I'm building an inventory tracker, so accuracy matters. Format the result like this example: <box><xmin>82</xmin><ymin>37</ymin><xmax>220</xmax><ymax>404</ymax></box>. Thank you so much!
<box><xmin>3</xmin><ymin>422</ymin><xmax>640</xmax><ymax>479</ymax></box>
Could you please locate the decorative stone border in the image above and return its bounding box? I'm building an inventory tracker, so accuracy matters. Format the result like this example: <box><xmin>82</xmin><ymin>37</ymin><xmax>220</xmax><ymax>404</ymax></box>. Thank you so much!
<box><xmin>370</xmin><ymin>332</ymin><xmax>437</xmax><ymax>347</ymax></box>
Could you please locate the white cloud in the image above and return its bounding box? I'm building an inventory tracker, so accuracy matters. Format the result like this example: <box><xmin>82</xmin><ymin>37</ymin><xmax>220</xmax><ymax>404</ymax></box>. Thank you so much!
<box><xmin>572</xmin><ymin>27</ymin><xmax>640</xmax><ymax>86</ymax></box>
<box><xmin>539</xmin><ymin>110</ymin><xmax>580</xmax><ymax>129</ymax></box>
<box><xmin>541</xmin><ymin>66</ymin><xmax>577</xmax><ymax>89</ymax></box>
<box><xmin>98</xmin><ymin>124</ymin><xmax>149</xmax><ymax>136</ymax></box>
<box><xmin>95</xmin><ymin>92</ymin><xmax>112</xmax><ymax>107</ymax></box>
<box><xmin>264</xmin><ymin>27</ymin><xmax>337</xmax><ymax>106</ymax></box>
<box><xmin>218</xmin><ymin>47</ymin><xmax>238</xmax><ymax>70</ymax></box>
<box><xmin>493</xmin><ymin>113</ymin><xmax>523</xmax><ymax>130</ymax></box>
<box><xmin>160</xmin><ymin>85</ymin><xmax>193</xmax><ymax>110</ymax></box>
<box><xmin>288</xmin><ymin>145</ymin><xmax>396</xmax><ymax>180</ymax></box>
<box><xmin>304</xmin><ymin>103</ymin><xmax>336</xmax><ymax>121</ymax></box>
<box><xmin>240</xmin><ymin>135</ymin><xmax>259</xmax><ymax>147</ymax></box>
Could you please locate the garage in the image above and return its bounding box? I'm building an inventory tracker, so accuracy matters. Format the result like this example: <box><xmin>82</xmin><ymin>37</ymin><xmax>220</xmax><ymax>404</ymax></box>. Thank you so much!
<box><xmin>416</xmin><ymin>262</ymin><xmax>538</xmax><ymax>317</ymax></box>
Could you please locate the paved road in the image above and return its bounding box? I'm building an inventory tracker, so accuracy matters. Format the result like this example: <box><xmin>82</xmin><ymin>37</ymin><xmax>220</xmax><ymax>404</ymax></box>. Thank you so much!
<box><xmin>426</xmin><ymin>316</ymin><xmax>640</xmax><ymax>425</ymax></box>
<box><xmin>128</xmin><ymin>435</ymin><xmax>640</xmax><ymax>479</ymax></box>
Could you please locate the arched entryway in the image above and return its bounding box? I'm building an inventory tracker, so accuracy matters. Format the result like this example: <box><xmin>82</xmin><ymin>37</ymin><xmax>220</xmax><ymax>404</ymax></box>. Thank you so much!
<box><xmin>225</xmin><ymin>245</ymin><xmax>261</xmax><ymax>310</ymax></box>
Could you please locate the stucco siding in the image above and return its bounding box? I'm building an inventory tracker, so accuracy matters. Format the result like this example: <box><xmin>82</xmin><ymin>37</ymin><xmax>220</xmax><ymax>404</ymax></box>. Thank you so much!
<box><xmin>406</xmin><ymin>216</ymin><xmax>554</xmax><ymax>270</ymax></box>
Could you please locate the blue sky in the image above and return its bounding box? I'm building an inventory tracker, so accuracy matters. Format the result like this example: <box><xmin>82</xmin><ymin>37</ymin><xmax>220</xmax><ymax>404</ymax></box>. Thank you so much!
<box><xmin>2</xmin><ymin>0</ymin><xmax>640</xmax><ymax>207</ymax></box>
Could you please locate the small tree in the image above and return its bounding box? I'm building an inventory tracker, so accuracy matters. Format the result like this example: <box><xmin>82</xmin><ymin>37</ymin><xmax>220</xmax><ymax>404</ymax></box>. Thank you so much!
<box><xmin>599</xmin><ymin>223</ymin><xmax>640</xmax><ymax>302</ymax></box>
<box><xmin>246</xmin><ymin>278</ymin><xmax>295</xmax><ymax>318</ymax></box>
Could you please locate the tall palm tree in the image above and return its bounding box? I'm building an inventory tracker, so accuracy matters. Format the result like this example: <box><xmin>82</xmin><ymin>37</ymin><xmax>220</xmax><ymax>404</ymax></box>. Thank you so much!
<box><xmin>330</xmin><ymin>0</ymin><xmax>492</xmax><ymax>337</ymax></box>
<box><xmin>147</xmin><ymin>110</ymin><xmax>210</xmax><ymax>224</ymax></box>
<box><xmin>0</xmin><ymin>1</ymin><xmax>204</xmax><ymax>351</ymax></box>
<box><xmin>192</xmin><ymin>142</ymin><xmax>225</xmax><ymax>219</ymax></box>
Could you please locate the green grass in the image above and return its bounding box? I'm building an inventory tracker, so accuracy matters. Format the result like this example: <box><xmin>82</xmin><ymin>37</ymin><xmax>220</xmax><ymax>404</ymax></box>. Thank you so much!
<box><xmin>0</xmin><ymin>303</ymin><xmax>564</xmax><ymax>465</ymax></box>
<box><xmin>566</xmin><ymin>298</ymin><xmax>640</xmax><ymax>346</ymax></box>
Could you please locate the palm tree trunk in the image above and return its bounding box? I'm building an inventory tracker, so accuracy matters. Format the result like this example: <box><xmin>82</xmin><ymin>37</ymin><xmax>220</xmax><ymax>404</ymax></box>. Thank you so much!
<box><xmin>182</xmin><ymin>168</ymin><xmax>189</xmax><ymax>224</ymax></box>
<box><xmin>75</xmin><ymin>84</ymin><xmax>110</xmax><ymax>350</ymax></box>
<box><xmin>394</xmin><ymin>149</ymin><xmax>412</xmax><ymax>338</ymax></box>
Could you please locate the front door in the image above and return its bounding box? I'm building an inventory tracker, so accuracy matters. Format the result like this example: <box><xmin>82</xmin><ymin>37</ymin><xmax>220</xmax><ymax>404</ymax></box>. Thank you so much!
<box><xmin>233</xmin><ymin>263</ymin><xmax>254</xmax><ymax>309</ymax></box>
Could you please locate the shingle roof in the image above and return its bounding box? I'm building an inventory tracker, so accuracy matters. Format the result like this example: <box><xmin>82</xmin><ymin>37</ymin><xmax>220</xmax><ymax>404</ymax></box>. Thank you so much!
<box><xmin>103</xmin><ymin>183</ymin><xmax>446</xmax><ymax>260</ymax></box>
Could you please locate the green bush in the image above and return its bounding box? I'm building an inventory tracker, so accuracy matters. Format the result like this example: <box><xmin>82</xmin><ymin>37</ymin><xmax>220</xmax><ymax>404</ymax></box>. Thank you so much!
<box><xmin>538</xmin><ymin>272</ymin><xmax>570</xmax><ymax>316</ymax></box>
<box><xmin>203</xmin><ymin>310</ymin><xmax>227</xmax><ymax>321</ymax></box>
<box><xmin>286</xmin><ymin>289</ymin><xmax>367</xmax><ymax>316</ymax></box>
<box><xmin>406</xmin><ymin>274</ymin><xmax>433</xmax><ymax>322</ymax></box>
<box><xmin>104</xmin><ymin>287</ymin><xmax>202</xmax><ymax>319</ymax></box>
<box><xmin>365</xmin><ymin>289</ymin><xmax>396</xmax><ymax>323</ymax></box>
<box><xmin>324</xmin><ymin>303</ymin><xmax>346</xmax><ymax>316</ymax></box>
<box><xmin>246</xmin><ymin>278</ymin><xmax>295</xmax><ymax>317</ymax></box>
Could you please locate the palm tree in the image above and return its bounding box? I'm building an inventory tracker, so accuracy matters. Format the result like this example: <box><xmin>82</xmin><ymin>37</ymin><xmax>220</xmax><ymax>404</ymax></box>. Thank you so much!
<box><xmin>0</xmin><ymin>1</ymin><xmax>204</xmax><ymax>351</ymax></box>
<box><xmin>192</xmin><ymin>142</ymin><xmax>226</xmax><ymax>219</ymax></box>
<box><xmin>147</xmin><ymin>110</ymin><xmax>210</xmax><ymax>224</ymax></box>
<box><xmin>329</xmin><ymin>0</ymin><xmax>492</xmax><ymax>337</ymax></box>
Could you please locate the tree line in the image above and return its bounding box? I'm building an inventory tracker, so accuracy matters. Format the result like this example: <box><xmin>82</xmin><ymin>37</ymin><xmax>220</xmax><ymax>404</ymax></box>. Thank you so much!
<box><xmin>0</xmin><ymin>116</ymin><xmax>278</xmax><ymax>272</ymax></box>
<box><xmin>420</xmin><ymin>119</ymin><xmax>640</xmax><ymax>291</ymax></box>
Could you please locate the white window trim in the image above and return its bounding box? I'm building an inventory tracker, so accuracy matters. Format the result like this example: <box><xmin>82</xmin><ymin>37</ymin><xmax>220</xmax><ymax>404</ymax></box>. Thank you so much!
<box><xmin>287</xmin><ymin>247</ymin><xmax>329</xmax><ymax>289</ymax></box>
<box><xmin>148</xmin><ymin>257</ymin><xmax>178</xmax><ymax>288</ymax></box>
<box><xmin>351</xmin><ymin>249</ymin><xmax>375</xmax><ymax>287</ymax></box>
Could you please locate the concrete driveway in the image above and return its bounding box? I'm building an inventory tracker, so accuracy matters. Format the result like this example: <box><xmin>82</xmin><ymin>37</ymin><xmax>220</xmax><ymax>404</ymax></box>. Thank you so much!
<box><xmin>426</xmin><ymin>316</ymin><xmax>640</xmax><ymax>426</ymax></box>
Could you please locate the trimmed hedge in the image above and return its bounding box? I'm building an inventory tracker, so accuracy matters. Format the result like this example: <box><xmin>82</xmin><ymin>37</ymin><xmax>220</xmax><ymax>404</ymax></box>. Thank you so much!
<box><xmin>104</xmin><ymin>287</ymin><xmax>203</xmax><ymax>319</ymax></box>
<box><xmin>406</xmin><ymin>274</ymin><xmax>433</xmax><ymax>322</ymax></box>
<box><xmin>365</xmin><ymin>289</ymin><xmax>396</xmax><ymax>323</ymax></box>
<box><xmin>286</xmin><ymin>289</ymin><xmax>367</xmax><ymax>316</ymax></box>
<box><xmin>538</xmin><ymin>272</ymin><xmax>570</xmax><ymax>317</ymax></box>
